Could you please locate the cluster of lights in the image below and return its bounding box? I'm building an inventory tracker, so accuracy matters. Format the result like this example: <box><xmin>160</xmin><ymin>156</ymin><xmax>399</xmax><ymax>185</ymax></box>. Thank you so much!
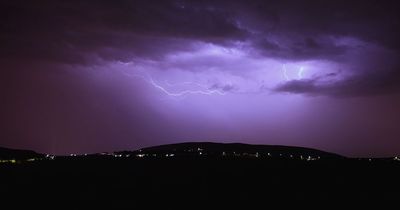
<box><xmin>136</xmin><ymin>154</ymin><xmax>145</xmax><ymax>158</ymax></box>
<box><xmin>216</xmin><ymin>151</ymin><xmax>320</xmax><ymax>161</ymax></box>
<box><xmin>0</xmin><ymin>146</ymin><xmax>327</xmax><ymax>163</ymax></box>
<box><xmin>46</xmin><ymin>154</ymin><xmax>55</xmax><ymax>160</ymax></box>
<box><xmin>4</xmin><ymin>149</ymin><xmax>399</xmax><ymax>163</ymax></box>
<box><xmin>135</xmin><ymin>153</ymin><xmax>160</xmax><ymax>158</ymax></box>
<box><xmin>0</xmin><ymin>157</ymin><xmax>46</xmax><ymax>164</ymax></box>
<box><xmin>0</xmin><ymin>159</ymin><xmax>17</xmax><ymax>164</ymax></box>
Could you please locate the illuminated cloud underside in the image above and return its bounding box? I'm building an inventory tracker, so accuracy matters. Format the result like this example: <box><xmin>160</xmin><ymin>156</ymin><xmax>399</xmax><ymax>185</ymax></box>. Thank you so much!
<box><xmin>1</xmin><ymin>0</ymin><xmax>400</xmax><ymax>157</ymax></box>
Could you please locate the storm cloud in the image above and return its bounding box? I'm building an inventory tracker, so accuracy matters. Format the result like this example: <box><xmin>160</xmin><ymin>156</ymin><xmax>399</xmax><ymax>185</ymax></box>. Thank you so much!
<box><xmin>1</xmin><ymin>0</ymin><xmax>400</xmax><ymax>156</ymax></box>
<box><xmin>2</xmin><ymin>0</ymin><xmax>400</xmax><ymax>96</ymax></box>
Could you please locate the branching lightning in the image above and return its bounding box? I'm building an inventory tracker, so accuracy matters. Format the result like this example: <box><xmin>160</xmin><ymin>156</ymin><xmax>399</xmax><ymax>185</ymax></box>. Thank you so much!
<box><xmin>149</xmin><ymin>77</ymin><xmax>226</xmax><ymax>96</ymax></box>
<box><xmin>123</xmin><ymin>71</ymin><xmax>226</xmax><ymax>97</ymax></box>
<box><xmin>282</xmin><ymin>65</ymin><xmax>305</xmax><ymax>81</ymax></box>
<box><xmin>165</xmin><ymin>80</ymin><xmax>209</xmax><ymax>89</ymax></box>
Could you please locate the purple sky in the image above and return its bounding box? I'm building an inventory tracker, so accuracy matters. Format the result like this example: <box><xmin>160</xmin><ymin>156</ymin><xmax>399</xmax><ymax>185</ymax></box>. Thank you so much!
<box><xmin>1</xmin><ymin>0</ymin><xmax>400</xmax><ymax>157</ymax></box>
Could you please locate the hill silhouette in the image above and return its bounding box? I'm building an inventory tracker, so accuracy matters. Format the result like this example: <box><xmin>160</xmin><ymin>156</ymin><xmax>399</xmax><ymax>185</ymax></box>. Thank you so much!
<box><xmin>138</xmin><ymin>142</ymin><xmax>344</xmax><ymax>159</ymax></box>
<box><xmin>1</xmin><ymin>142</ymin><xmax>345</xmax><ymax>159</ymax></box>
<box><xmin>1</xmin><ymin>142</ymin><xmax>400</xmax><ymax>206</ymax></box>
<box><xmin>0</xmin><ymin>147</ymin><xmax>43</xmax><ymax>160</ymax></box>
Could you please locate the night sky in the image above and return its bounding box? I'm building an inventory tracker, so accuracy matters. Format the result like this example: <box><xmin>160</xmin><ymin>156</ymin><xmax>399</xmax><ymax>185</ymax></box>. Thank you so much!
<box><xmin>1</xmin><ymin>0</ymin><xmax>400</xmax><ymax>157</ymax></box>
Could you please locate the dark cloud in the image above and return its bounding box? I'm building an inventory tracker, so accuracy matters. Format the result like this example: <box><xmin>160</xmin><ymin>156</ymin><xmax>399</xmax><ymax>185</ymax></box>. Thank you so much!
<box><xmin>239</xmin><ymin>0</ymin><xmax>400</xmax><ymax>50</ymax></box>
<box><xmin>252</xmin><ymin>36</ymin><xmax>349</xmax><ymax>61</ymax></box>
<box><xmin>1</xmin><ymin>0</ymin><xmax>400</xmax><ymax>98</ymax></box>
<box><xmin>275</xmin><ymin>69</ymin><xmax>400</xmax><ymax>97</ymax></box>
<box><xmin>2</xmin><ymin>0</ymin><xmax>399</xmax><ymax>64</ymax></box>
<box><xmin>2</xmin><ymin>0</ymin><xmax>400</xmax><ymax>98</ymax></box>
<box><xmin>0</xmin><ymin>0</ymin><xmax>245</xmax><ymax>64</ymax></box>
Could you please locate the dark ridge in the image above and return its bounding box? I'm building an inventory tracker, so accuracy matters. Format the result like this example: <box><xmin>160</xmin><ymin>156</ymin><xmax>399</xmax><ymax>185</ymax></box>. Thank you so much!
<box><xmin>1</xmin><ymin>142</ymin><xmax>345</xmax><ymax>159</ymax></box>
<box><xmin>138</xmin><ymin>142</ymin><xmax>345</xmax><ymax>158</ymax></box>
<box><xmin>0</xmin><ymin>147</ymin><xmax>43</xmax><ymax>160</ymax></box>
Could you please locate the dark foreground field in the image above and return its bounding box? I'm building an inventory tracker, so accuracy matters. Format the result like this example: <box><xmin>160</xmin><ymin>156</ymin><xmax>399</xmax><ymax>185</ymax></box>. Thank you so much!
<box><xmin>1</xmin><ymin>157</ymin><xmax>400</xmax><ymax>207</ymax></box>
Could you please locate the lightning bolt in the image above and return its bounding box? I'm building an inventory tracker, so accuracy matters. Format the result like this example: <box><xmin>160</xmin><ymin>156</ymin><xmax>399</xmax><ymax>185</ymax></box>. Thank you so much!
<box><xmin>282</xmin><ymin>65</ymin><xmax>305</xmax><ymax>80</ymax></box>
<box><xmin>282</xmin><ymin>64</ymin><xmax>290</xmax><ymax>81</ymax></box>
<box><xmin>149</xmin><ymin>77</ymin><xmax>226</xmax><ymax>96</ymax></box>
<box><xmin>298</xmin><ymin>67</ymin><xmax>304</xmax><ymax>79</ymax></box>
<box><xmin>165</xmin><ymin>80</ymin><xmax>209</xmax><ymax>89</ymax></box>
<box><xmin>122</xmin><ymin>71</ymin><xmax>226</xmax><ymax>97</ymax></box>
